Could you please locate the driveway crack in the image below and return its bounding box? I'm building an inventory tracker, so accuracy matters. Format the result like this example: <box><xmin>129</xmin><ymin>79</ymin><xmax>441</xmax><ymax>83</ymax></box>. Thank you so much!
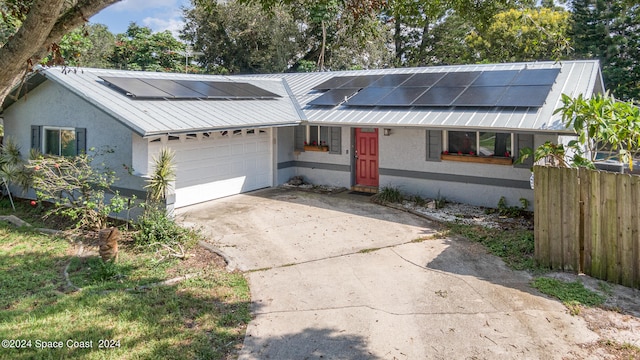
<box><xmin>389</xmin><ymin>248</ymin><xmax>498</xmax><ymax>311</ymax></box>
<box><xmin>252</xmin><ymin>305</ymin><xmax>564</xmax><ymax>318</ymax></box>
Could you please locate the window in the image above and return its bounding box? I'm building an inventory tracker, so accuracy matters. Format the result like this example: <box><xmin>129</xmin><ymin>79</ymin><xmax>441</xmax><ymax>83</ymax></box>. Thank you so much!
<box><xmin>447</xmin><ymin>131</ymin><xmax>512</xmax><ymax>157</ymax></box>
<box><xmin>32</xmin><ymin>126</ymin><xmax>86</xmax><ymax>156</ymax></box>
<box><xmin>295</xmin><ymin>125</ymin><xmax>342</xmax><ymax>154</ymax></box>
<box><xmin>43</xmin><ymin>127</ymin><xmax>77</xmax><ymax>156</ymax></box>
<box><xmin>308</xmin><ymin>125</ymin><xmax>328</xmax><ymax>147</ymax></box>
<box><xmin>479</xmin><ymin>132</ymin><xmax>511</xmax><ymax>157</ymax></box>
<box><xmin>448</xmin><ymin>131</ymin><xmax>476</xmax><ymax>155</ymax></box>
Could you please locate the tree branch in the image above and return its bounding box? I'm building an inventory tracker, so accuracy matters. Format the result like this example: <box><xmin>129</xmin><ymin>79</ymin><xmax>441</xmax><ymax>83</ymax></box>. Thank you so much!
<box><xmin>37</xmin><ymin>0</ymin><xmax>122</xmax><ymax>60</ymax></box>
<box><xmin>0</xmin><ymin>0</ymin><xmax>121</xmax><ymax>104</ymax></box>
<box><xmin>0</xmin><ymin>0</ymin><xmax>67</xmax><ymax>100</ymax></box>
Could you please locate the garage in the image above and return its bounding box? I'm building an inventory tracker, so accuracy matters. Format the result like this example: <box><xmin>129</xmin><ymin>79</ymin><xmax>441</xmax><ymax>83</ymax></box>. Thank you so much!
<box><xmin>149</xmin><ymin>128</ymin><xmax>273</xmax><ymax>208</ymax></box>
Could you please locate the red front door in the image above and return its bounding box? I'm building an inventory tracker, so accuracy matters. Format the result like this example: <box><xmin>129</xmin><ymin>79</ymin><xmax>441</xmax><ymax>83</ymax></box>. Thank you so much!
<box><xmin>355</xmin><ymin>128</ymin><xmax>379</xmax><ymax>187</ymax></box>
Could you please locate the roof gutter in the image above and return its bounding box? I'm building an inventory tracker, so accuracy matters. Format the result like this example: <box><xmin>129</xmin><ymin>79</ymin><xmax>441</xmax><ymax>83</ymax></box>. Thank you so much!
<box><xmin>143</xmin><ymin>121</ymin><xmax>303</xmax><ymax>138</ymax></box>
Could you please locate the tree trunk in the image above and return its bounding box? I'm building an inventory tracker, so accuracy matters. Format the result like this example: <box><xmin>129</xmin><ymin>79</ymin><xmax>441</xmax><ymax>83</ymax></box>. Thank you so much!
<box><xmin>394</xmin><ymin>14</ymin><xmax>403</xmax><ymax>64</ymax></box>
<box><xmin>0</xmin><ymin>0</ymin><xmax>66</xmax><ymax>104</ymax></box>
<box><xmin>418</xmin><ymin>16</ymin><xmax>430</xmax><ymax>64</ymax></box>
<box><xmin>317</xmin><ymin>20</ymin><xmax>327</xmax><ymax>71</ymax></box>
<box><xmin>0</xmin><ymin>0</ymin><xmax>121</xmax><ymax>106</ymax></box>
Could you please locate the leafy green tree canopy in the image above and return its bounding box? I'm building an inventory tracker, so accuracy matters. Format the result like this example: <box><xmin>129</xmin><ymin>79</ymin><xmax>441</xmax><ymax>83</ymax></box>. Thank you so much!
<box><xmin>109</xmin><ymin>23</ymin><xmax>185</xmax><ymax>72</ymax></box>
<box><xmin>571</xmin><ymin>0</ymin><xmax>640</xmax><ymax>102</ymax></box>
<box><xmin>466</xmin><ymin>8</ymin><xmax>572</xmax><ymax>63</ymax></box>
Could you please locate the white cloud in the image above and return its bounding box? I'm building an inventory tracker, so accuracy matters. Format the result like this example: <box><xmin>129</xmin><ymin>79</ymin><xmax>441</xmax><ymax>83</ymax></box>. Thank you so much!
<box><xmin>110</xmin><ymin>0</ymin><xmax>180</xmax><ymax>12</ymax></box>
<box><xmin>143</xmin><ymin>16</ymin><xmax>185</xmax><ymax>39</ymax></box>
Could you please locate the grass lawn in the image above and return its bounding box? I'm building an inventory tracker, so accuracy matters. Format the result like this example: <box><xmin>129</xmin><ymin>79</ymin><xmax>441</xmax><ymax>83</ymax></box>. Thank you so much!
<box><xmin>0</xmin><ymin>214</ymin><xmax>250</xmax><ymax>359</ymax></box>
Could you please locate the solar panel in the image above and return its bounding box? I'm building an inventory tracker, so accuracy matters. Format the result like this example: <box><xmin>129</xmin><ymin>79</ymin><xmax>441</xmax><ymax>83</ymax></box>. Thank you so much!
<box><xmin>433</xmin><ymin>71</ymin><xmax>481</xmax><ymax>87</ymax></box>
<box><xmin>452</xmin><ymin>86</ymin><xmax>507</xmax><ymax>107</ymax></box>
<box><xmin>496</xmin><ymin>85</ymin><xmax>552</xmax><ymax>107</ymax></box>
<box><xmin>140</xmin><ymin>79</ymin><xmax>204</xmax><ymax>98</ymax></box>
<box><xmin>229</xmin><ymin>82</ymin><xmax>280</xmax><ymax>98</ymax></box>
<box><xmin>339</xmin><ymin>75</ymin><xmax>385</xmax><ymax>88</ymax></box>
<box><xmin>312</xmin><ymin>76</ymin><xmax>357</xmax><ymax>90</ymax></box>
<box><xmin>471</xmin><ymin>70</ymin><xmax>520</xmax><ymax>86</ymax></box>
<box><xmin>401</xmin><ymin>73</ymin><xmax>446</xmax><ymax>87</ymax></box>
<box><xmin>345</xmin><ymin>87</ymin><xmax>395</xmax><ymax>106</ymax></box>
<box><xmin>376</xmin><ymin>87</ymin><xmax>429</xmax><ymax>106</ymax></box>
<box><xmin>511</xmin><ymin>69</ymin><xmax>560</xmax><ymax>86</ymax></box>
<box><xmin>101</xmin><ymin>77</ymin><xmax>279</xmax><ymax>99</ymax></box>
<box><xmin>100</xmin><ymin>76</ymin><xmax>173</xmax><ymax>98</ymax></box>
<box><xmin>308</xmin><ymin>88</ymin><xmax>358</xmax><ymax>106</ymax></box>
<box><xmin>174</xmin><ymin>80</ymin><xmax>233</xmax><ymax>98</ymax></box>
<box><xmin>412</xmin><ymin>87</ymin><xmax>466</xmax><ymax>106</ymax></box>
<box><xmin>370</xmin><ymin>74</ymin><xmax>414</xmax><ymax>87</ymax></box>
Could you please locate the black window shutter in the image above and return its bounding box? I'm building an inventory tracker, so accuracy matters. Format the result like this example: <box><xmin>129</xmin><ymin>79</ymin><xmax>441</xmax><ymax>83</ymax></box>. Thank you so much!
<box><xmin>294</xmin><ymin>125</ymin><xmax>305</xmax><ymax>150</ymax></box>
<box><xmin>31</xmin><ymin>125</ymin><xmax>42</xmax><ymax>151</ymax></box>
<box><xmin>76</xmin><ymin>128</ymin><xmax>87</xmax><ymax>154</ymax></box>
<box><xmin>329</xmin><ymin>127</ymin><xmax>342</xmax><ymax>154</ymax></box>
<box><xmin>515</xmin><ymin>133</ymin><xmax>534</xmax><ymax>168</ymax></box>
<box><xmin>426</xmin><ymin>130</ymin><xmax>442</xmax><ymax>161</ymax></box>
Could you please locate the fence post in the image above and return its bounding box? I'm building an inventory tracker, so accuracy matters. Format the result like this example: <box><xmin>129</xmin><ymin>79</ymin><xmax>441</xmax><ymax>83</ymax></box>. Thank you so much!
<box><xmin>534</xmin><ymin>166</ymin><xmax>550</xmax><ymax>268</ymax></box>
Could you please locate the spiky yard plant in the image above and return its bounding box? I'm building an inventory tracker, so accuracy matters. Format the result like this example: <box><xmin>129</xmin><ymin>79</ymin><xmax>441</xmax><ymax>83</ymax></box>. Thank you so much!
<box><xmin>145</xmin><ymin>148</ymin><xmax>176</xmax><ymax>203</ymax></box>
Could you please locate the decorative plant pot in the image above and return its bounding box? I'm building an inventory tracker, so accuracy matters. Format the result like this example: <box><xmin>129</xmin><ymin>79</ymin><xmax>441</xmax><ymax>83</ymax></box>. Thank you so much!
<box><xmin>441</xmin><ymin>154</ymin><xmax>513</xmax><ymax>165</ymax></box>
<box><xmin>304</xmin><ymin>145</ymin><xmax>329</xmax><ymax>152</ymax></box>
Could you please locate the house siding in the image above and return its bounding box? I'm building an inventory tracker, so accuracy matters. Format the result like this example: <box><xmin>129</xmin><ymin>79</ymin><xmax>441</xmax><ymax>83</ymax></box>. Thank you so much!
<box><xmin>3</xmin><ymin>81</ymin><xmax>147</xmax><ymax>196</ymax></box>
<box><xmin>277</xmin><ymin>125</ymin><xmax>352</xmax><ymax>188</ymax></box>
<box><xmin>282</xmin><ymin>126</ymin><xmax>568</xmax><ymax>209</ymax></box>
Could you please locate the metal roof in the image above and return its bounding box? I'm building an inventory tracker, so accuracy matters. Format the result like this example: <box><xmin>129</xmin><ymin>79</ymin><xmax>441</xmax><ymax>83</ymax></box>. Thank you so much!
<box><xmin>37</xmin><ymin>68</ymin><xmax>305</xmax><ymax>137</ymax></box>
<box><xmin>247</xmin><ymin>60</ymin><xmax>603</xmax><ymax>133</ymax></box>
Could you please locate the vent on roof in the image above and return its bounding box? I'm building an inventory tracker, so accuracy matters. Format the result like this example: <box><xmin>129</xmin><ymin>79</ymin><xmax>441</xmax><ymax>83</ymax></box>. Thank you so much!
<box><xmin>99</xmin><ymin>76</ymin><xmax>281</xmax><ymax>100</ymax></box>
<box><xmin>310</xmin><ymin>68</ymin><xmax>560</xmax><ymax>108</ymax></box>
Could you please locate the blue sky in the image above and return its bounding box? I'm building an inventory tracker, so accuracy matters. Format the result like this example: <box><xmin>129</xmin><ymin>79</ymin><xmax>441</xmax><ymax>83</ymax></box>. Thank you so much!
<box><xmin>90</xmin><ymin>0</ymin><xmax>191</xmax><ymax>37</ymax></box>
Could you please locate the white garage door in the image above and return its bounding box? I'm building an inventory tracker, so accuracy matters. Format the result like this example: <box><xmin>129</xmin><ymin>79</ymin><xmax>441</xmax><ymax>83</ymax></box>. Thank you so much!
<box><xmin>158</xmin><ymin>129</ymin><xmax>272</xmax><ymax>208</ymax></box>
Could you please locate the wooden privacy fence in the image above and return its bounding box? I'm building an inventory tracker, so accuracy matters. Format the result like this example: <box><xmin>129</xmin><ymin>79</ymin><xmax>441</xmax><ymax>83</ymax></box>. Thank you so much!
<box><xmin>534</xmin><ymin>165</ymin><xmax>640</xmax><ymax>288</ymax></box>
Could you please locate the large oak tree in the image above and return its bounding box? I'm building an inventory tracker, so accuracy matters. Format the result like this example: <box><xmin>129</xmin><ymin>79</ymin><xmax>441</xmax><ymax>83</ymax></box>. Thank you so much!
<box><xmin>0</xmin><ymin>0</ymin><xmax>120</xmax><ymax>106</ymax></box>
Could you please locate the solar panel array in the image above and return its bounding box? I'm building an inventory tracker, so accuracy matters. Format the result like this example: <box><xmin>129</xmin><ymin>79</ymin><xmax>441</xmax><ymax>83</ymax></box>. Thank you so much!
<box><xmin>308</xmin><ymin>68</ymin><xmax>560</xmax><ymax>108</ymax></box>
<box><xmin>99</xmin><ymin>76</ymin><xmax>281</xmax><ymax>100</ymax></box>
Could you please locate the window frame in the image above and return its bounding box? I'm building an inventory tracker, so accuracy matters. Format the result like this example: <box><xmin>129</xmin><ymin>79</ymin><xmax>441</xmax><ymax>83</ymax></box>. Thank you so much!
<box><xmin>443</xmin><ymin>130</ymin><xmax>514</xmax><ymax>158</ymax></box>
<box><xmin>297</xmin><ymin>124</ymin><xmax>341</xmax><ymax>154</ymax></box>
<box><xmin>42</xmin><ymin>126</ymin><xmax>78</xmax><ymax>157</ymax></box>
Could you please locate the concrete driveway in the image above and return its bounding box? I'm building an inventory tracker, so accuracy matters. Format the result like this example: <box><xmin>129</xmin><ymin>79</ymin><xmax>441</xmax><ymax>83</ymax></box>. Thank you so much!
<box><xmin>177</xmin><ymin>188</ymin><xmax>599</xmax><ymax>359</ymax></box>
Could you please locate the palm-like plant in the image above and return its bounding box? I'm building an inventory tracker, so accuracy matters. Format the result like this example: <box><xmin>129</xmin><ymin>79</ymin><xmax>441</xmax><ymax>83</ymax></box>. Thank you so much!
<box><xmin>145</xmin><ymin>148</ymin><xmax>176</xmax><ymax>203</ymax></box>
<box><xmin>0</xmin><ymin>137</ymin><xmax>27</xmax><ymax>210</ymax></box>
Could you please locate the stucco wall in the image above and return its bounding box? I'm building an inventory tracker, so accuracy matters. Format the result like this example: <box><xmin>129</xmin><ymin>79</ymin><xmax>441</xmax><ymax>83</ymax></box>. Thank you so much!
<box><xmin>285</xmin><ymin>126</ymin><xmax>566</xmax><ymax>209</ymax></box>
<box><xmin>276</xmin><ymin>126</ymin><xmax>296</xmax><ymax>184</ymax></box>
<box><xmin>2</xmin><ymin>81</ymin><xmax>146</xmax><ymax>197</ymax></box>
<box><xmin>279</xmin><ymin>126</ymin><xmax>352</xmax><ymax>187</ymax></box>
<box><xmin>376</xmin><ymin>127</ymin><xmax>535</xmax><ymax>208</ymax></box>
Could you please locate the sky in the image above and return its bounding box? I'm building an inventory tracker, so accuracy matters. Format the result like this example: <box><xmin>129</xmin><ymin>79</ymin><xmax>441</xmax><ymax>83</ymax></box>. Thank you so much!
<box><xmin>90</xmin><ymin>0</ymin><xmax>192</xmax><ymax>37</ymax></box>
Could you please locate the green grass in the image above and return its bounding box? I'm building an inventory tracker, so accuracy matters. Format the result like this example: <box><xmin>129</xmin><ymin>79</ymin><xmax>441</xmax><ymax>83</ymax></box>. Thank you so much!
<box><xmin>445</xmin><ymin>223</ymin><xmax>538</xmax><ymax>272</ymax></box>
<box><xmin>531</xmin><ymin>277</ymin><xmax>606</xmax><ymax>306</ymax></box>
<box><xmin>531</xmin><ymin>277</ymin><xmax>606</xmax><ymax>314</ymax></box>
<box><xmin>0</xmin><ymin>223</ymin><xmax>251</xmax><ymax>360</ymax></box>
<box><xmin>0</xmin><ymin>198</ymin><xmax>51</xmax><ymax>228</ymax></box>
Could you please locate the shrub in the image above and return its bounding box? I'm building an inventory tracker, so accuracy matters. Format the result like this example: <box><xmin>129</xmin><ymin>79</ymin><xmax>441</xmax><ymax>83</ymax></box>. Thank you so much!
<box><xmin>495</xmin><ymin>196</ymin><xmax>530</xmax><ymax>218</ymax></box>
<box><xmin>28</xmin><ymin>149</ymin><xmax>135</xmax><ymax>230</ymax></box>
<box><xmin>133</xmin><ymin>206</ymin><xmax>194</xmax><ymax>248</ymax></box>
<box><xmin>372</xmin><ymin>186</ymin><xmax>404</xmax><ymax>204</ymax></box>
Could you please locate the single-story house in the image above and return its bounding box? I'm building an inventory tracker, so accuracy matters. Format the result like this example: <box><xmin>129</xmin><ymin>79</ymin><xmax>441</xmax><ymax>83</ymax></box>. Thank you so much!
<box><xmin>0</xmin><ymin>60</ymin><xmax>604</xmax><ymax>209</ymax></box>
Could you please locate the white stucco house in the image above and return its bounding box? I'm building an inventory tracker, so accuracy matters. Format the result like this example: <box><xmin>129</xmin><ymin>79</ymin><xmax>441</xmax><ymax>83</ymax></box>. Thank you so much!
<box><xmin>0</xmin><ymin>60</ymin><xmax>604</xmax><ymax>209</ymax></box>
